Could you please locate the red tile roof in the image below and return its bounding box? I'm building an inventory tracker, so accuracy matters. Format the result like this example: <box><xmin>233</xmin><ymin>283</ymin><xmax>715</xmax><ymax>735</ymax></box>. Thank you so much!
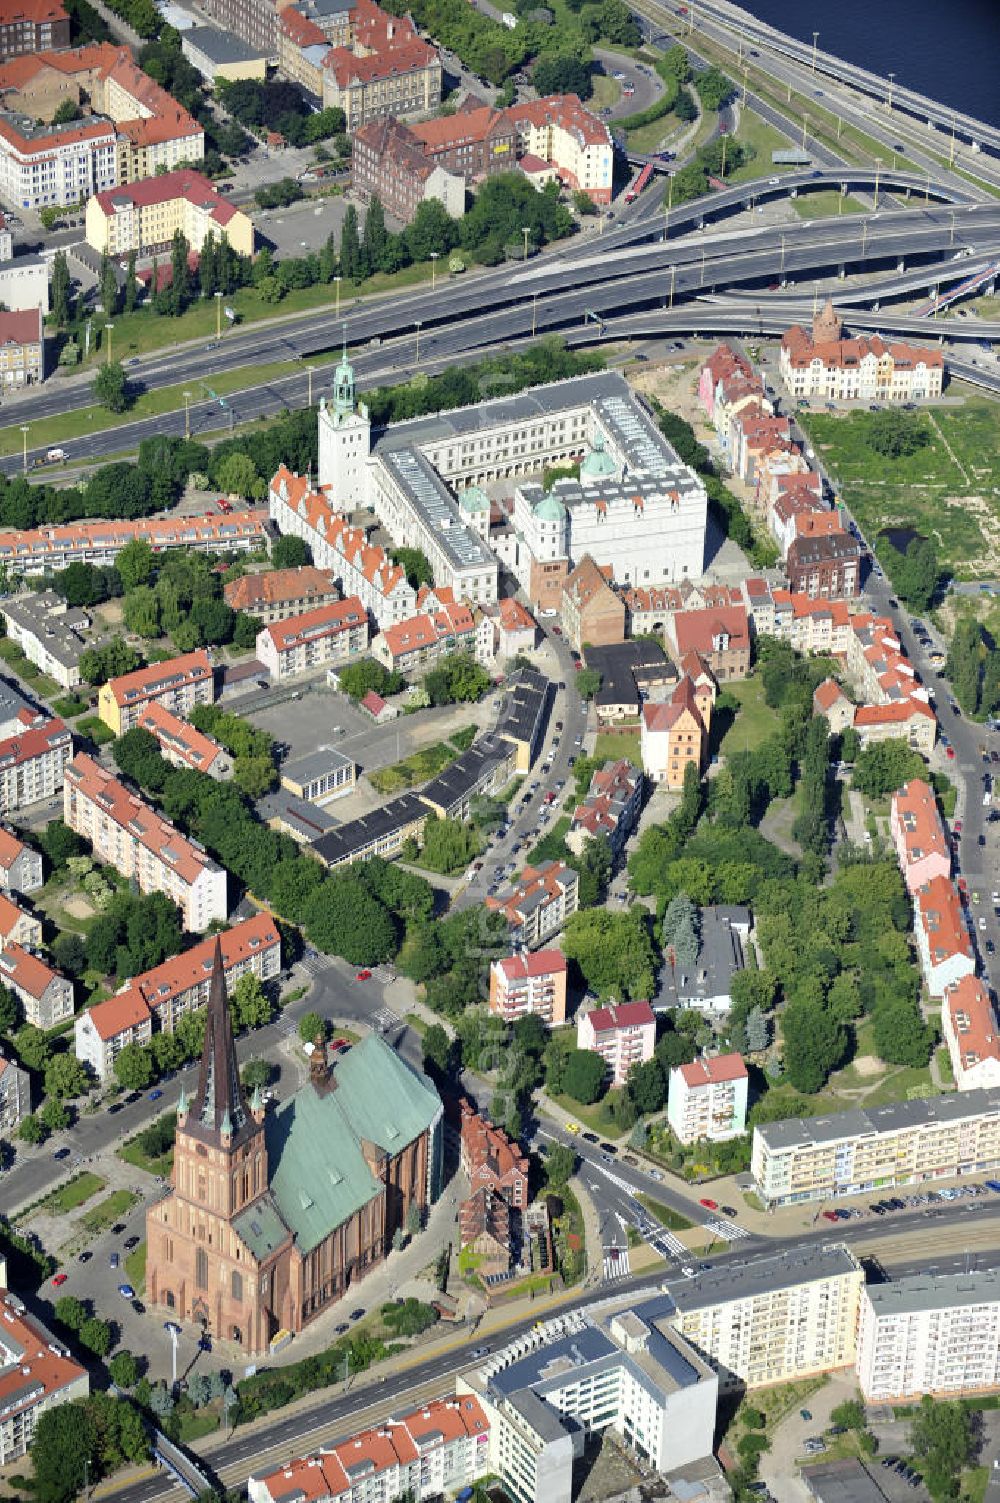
<box><xmin>0</xmin><ymin>713</ymin><xmax>69</xmax><ymax>769</ymax></box>
<box><xmin>945</xmin><ymin>976</ymin><xmax>1000</xmax><ymax>1071</ymax></box>
<box><xmin>224</xmin><ymin>566</ymin><xmax>337</xmax><ymax>614</ymax></box>
<box><xmin>0</xmin><ymin>1289</ymin><xmax>87</xmax><ymax>1427</ymax></box>
<box><xmin>0</xmin><ymin>827</ymin><xmax>29</xmax><ymax>871</ymax></box>
<box><xmin>0</xmin><ymin>942</ymin><xmax>61</xmax><ymax>1000</ymax></box>
<box><xmin>672</xmin><ymin>604</ymin><xmax>750</xmax><ymax>657</ymax></box>
<box><xmin>586</xmin><ymin>1000</ymin><xmax>655</xmax><ymax>1033</ymax></box>
<box><xmin>678</xmin><ymin>1052</ymin><xmax>748</xmax><ymax>1087</ymax></box>
<box><xmin>65</xmin><ymin>753</ymin><xmax>217</xmax><ymax>887</ymax></box>
<box><xmin>82</xmin><ymin>986</ymin><xmax>151</xmax><ymax>1043</ymax></box>
<box><xmin>95</xmin><ymin>169</ymin><xmax>232</xmax><ymax>226</ymax></box>
<box><xmin>497</xmin><ymin>949</ymin><xmax>566</xmax><ymax>981</ymax></box>
<box><xmin>105</xmin><ymin>649</ymin><xmax>211</xmax><ymax>708</ymax></box>
<box><xmin>137</xmin><ymin>702</ymin><xmax>225</xmax><ymax>775</ymax></box>
<box><xmin>0</xmin><ymin>309</ymin><xmax>42</xmax><ymax>347</ymax></box>
<box><xmin>261</xmin><ymin>596</ymin><xmax>366</xmax><ymax>653</ymax></box>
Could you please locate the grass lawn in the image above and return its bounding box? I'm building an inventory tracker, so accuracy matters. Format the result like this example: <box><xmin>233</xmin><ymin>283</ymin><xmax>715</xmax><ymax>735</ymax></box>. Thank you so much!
<box><xmin>962</xmin><ymin>1467</ymin><xmax>989</xmax><ymax>1503</ymax></box>
<box><xmin>80</xmin><ymin>1189</ymin><xmax>139</xmax><ymax>1235</ymax></box>
<box><xmin>119</xmin><ymin>1136</ymin><xmax>173</xmax><ymax>1179</ymax></box>
<box><xmin>368</xmin><ymin>739</ymin><xmax>459</xmax><ymax>795</ymax></box>
<box><xmin>590</xmin><ymin>73</ymin><xmax>621</xmax><ymax>111</ymax></box>
<box><xmin>36</xmin><ymin>1172</ymin><xmax>105</xmax><ymax>1216</ymax></box>
<box><xmin>124</xmin><ymin>1241</ymin><xmax>146</xmax><ymax>1296</ymax></box>
<box><xmin>592</xmin><ymin>731</ymin><xmax>641</xmax><ymax>765</ymax></box>
<box><xmin>625</xmin><ymin>110</ymin><xmax>684</xmax><ymax>156</ymax></box>
<box><xmin>636</xmin><ymin>1193</ymin><xmax>693</xmax><ymax>1231</ymax></box>
<box><xmin>718</xmin><ymin>676</ymin><xmax>782</xmax><ymax>758</ymax></box>
<box><xmin>77</xmin><ymin>715</ymin><xmax>115</xmax><ymax>746</ymax></box>
<box><xmin>793</xmin><ymin>190</ymin><xmax>867</xmax><ymax>219</ymax></box>
<box><xmin>176</xmin><ymin>1410</ymin><xmax>220</xmax><ymax>1444</ymax></box>
<box><xmin>458</xmin><ymin>1246</ymin><xmax>484</xmax><ymax>1277</ymax></box>
<box><xmin>0</xmin><ymin>354</ymin><xmax>327</xmax><ymax>457</ymax></box>
<box><xmin>800</xmin><ymin>395</ymin><xmax>1000</xmax><ymax>577</ymax></box>
<box><xmin>404</xmin><ymin>1012</ymin><xmax>428</xmax><ymax>1036</ymax></box>
<box><xmin>552</xmin><ymin>1090</ymin><xmax>622</xmax><ymax>1136</ymax></box>
<box><xmin>728</xmin><ymin>109</ymin><xmax>794</xmax><ymax>184</ymax></box>
<box><xmin>936</xmin><ymin>1045</ymin><xmax>955</xmax><ymax>1087</ymax></box>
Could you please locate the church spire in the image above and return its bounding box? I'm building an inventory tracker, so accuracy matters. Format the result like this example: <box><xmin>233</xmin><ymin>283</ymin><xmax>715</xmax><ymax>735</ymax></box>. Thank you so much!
<box><xmin>188</xmin><ymin>937</ymin><xmax>249</xmax><ymax>1142</ymax></box>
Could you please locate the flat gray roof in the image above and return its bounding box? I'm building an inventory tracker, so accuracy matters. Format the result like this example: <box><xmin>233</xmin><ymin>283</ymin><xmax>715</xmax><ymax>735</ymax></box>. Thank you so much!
<box><xmin>183</xmin><ymin>24</ymin><xmax>268</xmax><ymax>60</ymax></box>
<box><xmin>376</xmin><ymin>446</ymin><xmax>494</xmax><ymax>575</ymax></box>
<box><xmin>491</xmin><ymin>1325</ymin><xmax>613</xmax><ymax>1397</ymax></box>
<box><xmin>281</xmin><ymin>746</ymin><xmax>354</xmax><ymax>785</ymax></box>
<box><xmin>312</xmin><ymin>791</ymin><xmax>426</xmax><ymax>864</ymax></box>
<box><xmin>668</xmin><ymin>1244</ymin><xmax>859</xmax><ymax>1313</ymax></box>
<box><xmin>803</xmin><ymin>1459</ymin><xmax>889</xmax><ymax>1503</ymax></box>
<box><xmin>495</xmin><ymin>667</ymin><xmax>548</xmax><ymax>748</ymax></box>
<box><xmin>259</xmin><ymin>791</ymin><xmax>338</xmax><ymax>843</ymax></box>
<box><xmin>507</xmin><ymin>1386</ymin><xmax>571</xmax><ymax>1444</ymax></box>
<box><xmin>757</xmin><ymin>1087</ymin><xmax>1000</xmax><ymax>1152</ymax></box>
<box><xmin>0</xmin><ymin>591</ymin><xmax>90</xmax><ymax>671</ymax></box>
<box><xmin>866</xmin><ymin>1267</ymin><xmax>1000</xmax><ymax>1318</ymax></box>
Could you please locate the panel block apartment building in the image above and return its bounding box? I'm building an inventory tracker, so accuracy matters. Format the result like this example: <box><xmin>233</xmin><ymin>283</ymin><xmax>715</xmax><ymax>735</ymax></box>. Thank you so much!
<box><xmin>98</xmin><ymin>649</ymin><xmax>215</xmax><ymax>736</ymax></box>
<box><xmin>63</xmin><ymin>753</ymin><xmax>227</xmax><ymax>931</ymax></box>
<box><xmin>752</xmin><ymin>1089</ymin><xmax>1000</xmax><ymax>1207</ymax></box>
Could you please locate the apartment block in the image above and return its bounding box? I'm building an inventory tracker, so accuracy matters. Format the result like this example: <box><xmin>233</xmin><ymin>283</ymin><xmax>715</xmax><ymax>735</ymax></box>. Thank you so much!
<box><xmin>0</xmin><ymin>1290</ymin><xmax>89</xmax><ymax>1464</ymax></box>
<box><xmin>372</xmin><ymin>591</ymin><xmax>476</xmax><ymax>675</ymax></box>
<box><xmin>0</xmin><ymin>713</ymin><xmax>72</xmax><ymax>815</ymax></box>
<box><xmin>63</xmin><ymin>753</ymin><xmax>227</xmax><ymax>931</ymax></box>
<box><xmin>0</xmin><ymin>111</ymin><xmax>115</xmax><ymax>211</ymax></box>
<box><xmin>666</xmin><ymin>1054</ymin><xmax>749</xmax><ymax>1145</ymax></box>
<box><xmin>352</xmin><ymin>114</ymin><xmax>465</xmax><ymax>225</ymax></box>
<box><xmin>559</xmin><ymin>555</ymin><xmax>624</xmax><ymax>650</ymax></box>
<box><xmin>752</xmin><ymin>1089</ymin><xmax>1000</xmax><ymax>1208</ymax></box>
<box><xmin>0</xmin><ymin>0</ymin><xmax>69</xmax><ymax>62</ymax></box>
<box><xmin>890</xmin><ymin>778</ymin><xmax>950</xmax><ymax>895</ymax></box>
<box><xmin>322</xmin><ymin>36</ymin><xmax>441</xmax><ymax>131</ymax></box>
<box><xmin>781</xmin><ymin>301</ymin><xmax>943</xmax><ymax>403</ymax></box>
<box><xmin>489</xmin><ymin>949</ymin><xmax>568</xmax><ymax>1026</ymax></box>
<box><xmin>666</xmin><ymin>603</ymin><xmax>752</xmax><ymax>682</ymax></box>
<box><xmin>640</xmin><ymin>671</ymin><xmax>714</xmax><ymax>790</ymax></box>
<box><xmin>256</xmin><ymin>596</ymin><xmax>368</xmax><ymax>680</ymax></box>
<box><xmin>0</xmin><ymin>944</ymin><xmax>72</xmax><ymax>1030</ymax></box>
<box><xmin>0</xmin><ymin>827</ymin><xmax>41</xmax><ymax>894</ymax></box>
<box><xmin>86</xmin><ymin>169</ymin><xmax>253</xmax><ymax>258</ymax></box>
<box><xmin>98</xmin><ymin>649</ymin><xmax>215</xmax><ymax>736</ymax></box>
<box><xmin>0</xmin><ymin>1051</ymin><xmax>30</xmax><ymax>1135</ymax></box>
<box><xmin>0</xmin><ymin>510</ymin><xmax>268</xmax><ymax>577</ymax></box>
<box><xmin>249</xmin><ymin>1395</ymin><xmax>490</xmax><ymax>1503</ymax></box>
<box><xmin>667</xmin><ymin>1246</ymin><xmax>864</xmax><ymax>1392</ymax></box>
<box><xmin>857</xmin><ymin>1268</ymin><xmax>1000</xmax><ymax>1402</ymax></box>
<box><xmin>0</xmin><ymin>893</ymin><xmax>41</xmax><ymax>952</ymax></box>
<box><xmin>223</xmin><ymin>566</ymin><xmax>339</xmax><ymax>625</ymax></box>
<box><xmin>577</xmin><ymin>1000</ymin><xmax>656</xmax><ymax>1087</ymax></box>
<box><xmin>942</xmin><ymin>976</ymin><xmax>1000</xmax><ymax>1092</ymax></box>
<box><xmin>0</xmin><ymin>591</ymin><xmax>92</xmax><ymax>690</ymax></box>
<box><xmin>137</xmin><ymin>703</ymin><xmax>233</xmax><ymax>780</ymax></box>
<box><xmin>485</xmin><ymin>861</ymin><xmax>579</xmax><ymax>949</ymax></box>
<box><xmin>914</xmin><ymin>874</ymin><xmax>975</xmax><ymax>999</ymax></box>
<box><xmin>76</xmin><ymin>914</ymin><xmax>279</xmax><ymax>1079</ymax></box>
<box><xmin>0</xmin><ymin>308</ymin><xmax>43</xmax><ymax>386</ymax></box>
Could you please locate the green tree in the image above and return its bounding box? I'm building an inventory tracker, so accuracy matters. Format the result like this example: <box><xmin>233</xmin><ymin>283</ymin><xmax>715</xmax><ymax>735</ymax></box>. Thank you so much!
<box><xmin>79</xmin><ymin>1315</ymin><xmax>112</xmax><ymax>1357</ymax></box>
<box><xmin>561</xmin><ymin>1047</ymin><xmax>606</xmax><ymax>1104</ymax></box>
<box><xmin>116</xmin><ymin>538</ymin><xmax>155</xmax><ymax>591</ymax></box>
<box><xmin>18</xmin><ymin>1112</ymin><xmax>46</xmax><ymax>1143</ymax></box>
<box><xmin>230</xmin><ymin>972</ymin><xmax>273</xmax><ymax>1030</ymax></box>
<box><xmin>628</xmin><ymin>1056</ymin><xmax>666</xmax><ymax>1114</ymax></box>
<box><xmin>303</xmin><ymin>876</ymin><xmax>398</xmax><ymax>965</ymax></box>
<box><xmin>851</xmin><ymin>739</ymin><xmax>928</xmax><ymax>799</ymax></box>
<box><xmin>575</xmin><ymin>667</ymin><xmax>602</xmax><ymax>700</ymax></box>
<box><xmin>44</xmin><ymin>1054</ymin><xmax>90</xmax><ymax>1100</ymax></box>
<box><xmin>945</xmin><ymin>618</ymin><xmax>983</xmax><ymax>716</ymax></box>
<box><xmin>909</xmin><ymin>1396</ymin><xmax>974</xmax><ymax>1502</ymax></box>
<box><xmin>29</xmin><ymin>1402</ymin><xmax>97</xmax><ymax>1503</ymax></box>
<box><xmin>694</xmin><ymin>65</ymin><xmax>734</xmax><ymax>109</ymax></box>
<box><xmin>123</xmin><ymin>585</ymin><xmax>161</xmax><ymax>638</ymax></box>
<box><xmin>781</xmin><ymin>998</ymin><xmax>845</xmax><ymax>1094</ymax></box>
<box><xmin>340</xmin><ymin>203</ymin><xmax>363</xmax><ymax>281</ymax></box>
<box><xmin>114</xmin><ymin>1042</ymin><xmax>154</xmax><ymax>1092</ymax></box>
<box><xmin>216</xmin><ymin>451</ymin><xmax>259</xmax><ymax>497</ymax></box>
<box><xmin>54</xmin><ymin>1294</ymin><xmax>87</xmax><ymax>1331</ymax></box>
<box><xmin>421</xmin><ymin>1022</ymin><xmax>454</xmax><ymax>1077</ymax></box>
<box><xmin>533</xmin><ymin>54</ymin><xmax>592</xmax><ymax>98</ymax></box>
<box><xmin>124</xmin><ymin>251</ymin><xmax>139</xmax><ymax>313</ymax></box>
<box><xmin>93</xmin><ymin>361</ymin><xmax>130</xmax><ymax>413</ymax></box>
<box><xmin>100</xmin><ymin>255</ymin><xmax>118</xmax><ymax>317</ymax></box>
<box><xmin>270</xmin><ymin>534</ymin><xmax>311</xmax><ymax>569</ymax></box>
<box><xmin>53</xmin><ymin>96</ymin><xmax>80</xmax><ymax>123</ymax></box>
<box><xmin>0</xmin><ymin>982</ymin><xmax>17</xmax><ymax>1034</ymax></box>
<box><xmin>39</xmin><ymin>1097</ymin><xmax>70</xmax><ymax>1132</ymax></box>
<box><xmin>298</xmin><ymin>1010</ymin><xmax>326</xmax><ymax>1044</ymax></box>
<box><xmin>543</xmin><ymin>1141</ymin><xmax>577</xmax><ymax>1187</ymax></box>
<box><xmin>15</xmin><ymin>1023</ymin><xmax>52</xmax><ymax>1072</ymax></box>
<box><xmin>830</xmin><ymin>1397</ymin><xmax>867</xmax><ymax>1431</ymax></box>
<box><xmin>241</xmin><ymin>1057</ymin><xmax>272</xmax><ymax>1090</ymax></box>
<box><xmin>871</xmin><ymin>995</ymin><xmax>932</xmax><ymax>1067</ymax></box>
<box><xmin>362</xmin><ymin>194</ymin><xmax>388</xmax><ymax>272</ymax></box>
<box><xmin>563</xmin><ymin>908</ymin><xmax>657</xmax><ymax>1000</ymax></box>
<box><xmin>864</xmin><ymin>408</ymin><xmax>931</xmax><ymax>459</ymax></box>
<box><xmin>51</xmin><ymin>250</ymin><xmax>72</xmax><ymax>326</ymax></box>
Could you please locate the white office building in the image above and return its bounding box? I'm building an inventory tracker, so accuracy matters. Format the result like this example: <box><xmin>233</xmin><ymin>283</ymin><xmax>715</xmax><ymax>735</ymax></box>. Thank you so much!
<box><xmin>856</xmin><ymin>1268</ymin><xmax>1000</xmax><ymax>1402</ymax></box>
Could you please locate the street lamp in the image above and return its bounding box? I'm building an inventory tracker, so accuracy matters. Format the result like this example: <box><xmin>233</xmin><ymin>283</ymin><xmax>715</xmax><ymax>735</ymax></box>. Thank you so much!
<box><xmin>334</xmin><ymin>274</ymin><xmax>342</xmax><ymax>318</ymax></box>
<box><xmin>414</xmin><ymin>320</ymin><xmax>422</xmax><ymax>364</ymax></box>
<box><xmin>950</xmin><ymin>210</ymin><xmax>956</xmax><ymax>246</ymax></box>
<box><xmin>801</xmin><ymin>113</ymin><xmax>809</xmax><ymax>152</ymax></box>
<box><xmin>886</xmin><ymin>72</ymin><xmax>895</xmax><ymax>112</ymax></box>
<box><xmin>104</xmin><ymin>323</ymin><xmax>114</xmax><ymax>365</ymax></box>
<box><xmin>20</xmin><ymin>425</ymin><xmax>28</xmax><ymax>475</ymax></box>
<box><xmin>306</xmin><ymin>364</ymin><xmax>315</xmax><ymax>406</ymax></box>
<box><xmin>780</xmin><ymin>233</ymin><xmax>786</xmax><ymax>275</ymax></box>
<box><xmin>531</xmin><ymin>291</ymin><xmax>539</xmax><ymax>337</ymax></box>
<box><xmin>662</xmin><ymin>172</ymin><xmax>673</xmax><ymax>242</ymax></box>
<box><xmin>700</xmin><ymin>245</ymin><xmax>706</xmax><ymax>286</ymax></box>
<box><xmin>861</xmin><ymin>220</ymin><xmax>869</xmax><ymax>258</ymax></box>
<box><xmin>183</xmin><ymin>389</ymin><xmax>192</xmax><ymax>440</ymax></box>
<box><xmin>521</xmin><ymin>225</ymin><xmax>531</xmax><ymax>262</ymax></box>
<box><xmin>873</xmin><ymin>155</ymin><xmax>882</xmax><ymax>212</ymax></box>
<box><xmin>668</xmin><ymin>264</ymin><xmax>677</xmax><ymax>309</ymax></box>
<box><xmin>811</xmin><ymin>31</ymin><xmax>819</xmax><ymax>70</ymax></box>
<box><xmin>430</xmin><ymin>250</ymin><xmax>439</xmax><ymax>290</ymax></box>
<box><xmin>215</xmin><ymin>290</ymin><xmax>223</xmax><ymax>339</ymax></box>
<box><xmin>163</xmin><ymin>1321</ymin><xmax>182</xmax><ymax>1390</ymax></box>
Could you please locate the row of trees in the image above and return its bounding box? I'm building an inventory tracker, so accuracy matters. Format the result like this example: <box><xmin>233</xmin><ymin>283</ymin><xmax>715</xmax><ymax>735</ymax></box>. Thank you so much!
<box><xmin>945</xmin><ymin>616</ymin><xmax>1000</xmax><ymax>719</ymax></box>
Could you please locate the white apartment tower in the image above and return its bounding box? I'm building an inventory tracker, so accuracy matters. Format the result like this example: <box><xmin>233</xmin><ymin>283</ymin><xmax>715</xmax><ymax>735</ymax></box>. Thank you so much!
<box><xmin>318</xmin><ymin>344</ymin><xmax>371</xmax><ymax>505</ymax></box>
<box><xmin>857</xmin><ymin>1269</ymin><xmax>1000</xmax><ymax>1402</ymax></box>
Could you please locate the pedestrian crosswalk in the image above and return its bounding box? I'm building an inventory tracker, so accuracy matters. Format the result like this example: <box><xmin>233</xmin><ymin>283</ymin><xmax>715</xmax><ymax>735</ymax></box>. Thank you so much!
<box><xmin>603</xmin><ymin>1245</ymin><xmax>630</xmax><ymax>1281</ymax></box>
<box><xmin>372</xmin><ymin>1006</ymin><xmax>400</xmax><ymax>1033</ymax></box>
<box><xmin>299</xmin><ymin>952</ymin><xmax>327</xmax><ymax>978</ymax></box>
<box><xmin>704</xmin><ymin>1218</ymin><xmax>750</xmax><ymax>1243</ymax></box>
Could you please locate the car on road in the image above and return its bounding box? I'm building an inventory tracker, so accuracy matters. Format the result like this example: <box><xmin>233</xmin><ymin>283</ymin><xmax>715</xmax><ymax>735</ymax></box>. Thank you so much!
<box><xmin>78</xmin><ymin>1251</ymin><xmax>92</xmax><ymax>1263</ymax></box>
<box><xmin>109</xmin><ymin>1252</ymin><xmax>119</xmax><ymax>1268</ymax></box>
<box><xmin>335</xmin><ymin>1322</ymin><xmax>350</xmax><ymax>1333</ymax></box>
<box><xmin>53</xmin><ymin>1147</ymin><xmax>70</xmax><ymax>1160</ymax></box>
<box><xmin>600</xmin><ymin>1142</ymin><xmax>618</xmax><ymax>1155</ymax></box>
<box><xmin>800</xmin><ymin>1409</ymin><xmax>812</xmax><ymax>1421</ymax></box>
<box><xmin>699</xmin><ymin>1198</ymin><xmax>718</xmax><ymax>1210</ymax></box>
<box><xmin>124</xmin><ymin>1236</ymin><xmax>140</xmax><ymax>1251</ymax></box>
<box><xmin>720</xmin><ymin>1205</ymin><xmax>738</xmax><ymax>1217</ymax></box>
<box><xmin>52</xmin><ymin>1273</ymin><xmax>68</xmax><ymax>1286</ymax></box>
<box><xmin>132</xmin><ymin>1299</ymin><xmax>145</xmax><ymax>1313</ymax></box>
<box><xmin>355</xmin><ymin>969</ymin><xmax>372</xmax><ymax>981</ymax></box>
<box><xmin>111</xmin><ymin>1223</ymin><xmax>126</xmax><ymax>1235</ymax></box>
<box><xmin>108</xmin><ymin>1102</ymin><xmax>124</xmax><ymax>1115</ymax></box>
<box><xmin>350</xmin><ymin>1307</ymin><xmax>365</xmax><ymax>1320</ymax></box>
<box><xmin>117</xmin><ymin>1284</ymin><xmax>135</xmax><ymax>1299</ymax></box>
<box><xmin>822</xmin><ymin>1210</ymin><xmax>839</xmax><ymax>1221</ymax></box>
<box><xmin>565</xmin><ymin>1121</ymin><xmax>581</xmax><ymax>1133</ymax></box>
<box><xmin>472</xmin><ymin>1345</ymin><xmax>490</xmax><ymax>1358</ymax></box>
<box><xmin>148</xmin><ymin>1089</ymin><xmax>163</xmax><ymax>1102</ymax></box>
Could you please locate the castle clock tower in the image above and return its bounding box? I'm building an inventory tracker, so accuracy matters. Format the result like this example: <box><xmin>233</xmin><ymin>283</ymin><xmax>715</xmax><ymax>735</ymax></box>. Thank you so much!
<box><xmin>317</xmin><ymin>337</ymin><xmax>371</xmax><ymax>505</ymax></box>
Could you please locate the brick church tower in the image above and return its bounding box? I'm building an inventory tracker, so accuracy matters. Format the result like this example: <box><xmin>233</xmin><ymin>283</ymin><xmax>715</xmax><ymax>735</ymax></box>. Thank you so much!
<box><xmin>145</xmin><ymin>939</ymin><xmax>291</xmax><ymax>1350</ymax></box>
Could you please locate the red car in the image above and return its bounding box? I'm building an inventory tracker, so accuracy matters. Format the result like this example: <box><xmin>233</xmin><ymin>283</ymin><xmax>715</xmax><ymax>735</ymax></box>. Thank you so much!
<box><xmin>954</xmin><ymin>820</ymin><xmax>964</xmax><ymax>834</ymax></box>
<box><xmin>699</xmin><ymin>1198</ymin><xmax>718</xmax><ymax>1211</ymax></box>
<box><xmin>355</xmin><ymin>969</ymin><xmax>372</xmax><ymax>981</ymax></box>
<box><xmin>52</xmin><ymin>1273</ymin><xmax>68</xmax><ymax>1286</ymax></box>
<box><xmin>958</xmin><ymin>877</ymin><xmax>969</xmax><ymax>894</ymax></box>
<box><xmin>822</xmin><ymin>1210</ymin><xmax>840</xmax><ymax>1222</ymax></box>
<box><xmin>330</xmin><ymin>1037</ymin><xmax>351</xmax><ymax>1053</ymax></box>
<box><xmin>946</xmin><ymin>746</ymin><xmax>956</xmax><ymax>759</ymax></box>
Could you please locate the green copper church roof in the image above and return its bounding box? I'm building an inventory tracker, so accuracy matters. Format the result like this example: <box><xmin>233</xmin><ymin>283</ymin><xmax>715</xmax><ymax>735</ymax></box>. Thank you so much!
<box><xmin>534</xmin><ymin>492</ymin><xmax>566</xmax><ymax>521</ymax></box>
<box><xmin>261</xmin><ymin>1034</ymin><xmax>441</xmax><ymax>1254</ymax></box>
<box><xmin>580</xmin><ymin>432</ymin><xmax>617</xmax><ymax>479</ymax></box>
